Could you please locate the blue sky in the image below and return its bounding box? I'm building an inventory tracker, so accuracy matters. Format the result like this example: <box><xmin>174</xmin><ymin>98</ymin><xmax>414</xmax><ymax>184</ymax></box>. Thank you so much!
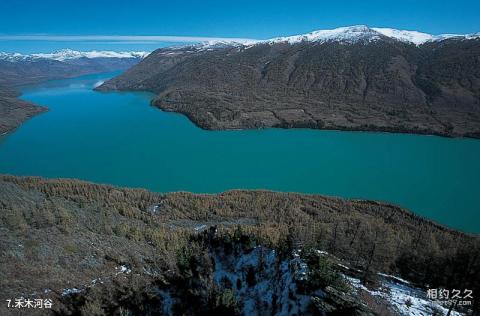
<box><xmin>1</xmin><ymin>0</ymin><xmax>479</xmax><ymax>53</ymax></box>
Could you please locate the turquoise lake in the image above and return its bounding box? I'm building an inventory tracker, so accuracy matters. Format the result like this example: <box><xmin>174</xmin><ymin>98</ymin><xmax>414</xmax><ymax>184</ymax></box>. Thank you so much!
<box><xmin>0</xmin><ymin>72</ymin><xmax>479</xmax><ymax>233</ymax></box>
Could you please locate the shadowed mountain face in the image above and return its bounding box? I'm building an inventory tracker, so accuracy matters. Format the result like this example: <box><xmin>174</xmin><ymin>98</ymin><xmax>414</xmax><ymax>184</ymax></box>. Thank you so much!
<box><xmin>0</xmin><ymin>53</ymin><xmax>145</xmax><ymax>134</ymax></box>
<box><xmin>98</xmin><ymin>37</ymin><xmax>480</xmax><ymax>137</ymax></box>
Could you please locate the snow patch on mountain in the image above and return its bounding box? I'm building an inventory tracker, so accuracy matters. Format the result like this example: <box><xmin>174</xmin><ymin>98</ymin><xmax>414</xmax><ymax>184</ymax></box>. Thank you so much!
<box><xmin>2</xmin><ymin>26</ymin><xmax>479</xmax><ymax>60</ymax></box>
<box><xmin>0</xmin><ymin>49</ymin><xmax>149</xmax><ymax>62</ymax></box>
<box><xmin>263</xmin><ymin>25</ymin><xmax>479</xmax><ymax>46</ymax></box>
<box><xmin>371</xmin><ymin>28</ymin><xmax>434</xmax><ymax>45</ymax></box>
<box><xmin>266</xmin><ymin>25</ymin><xmax>382</xmax><ymax>44</ymax></box>
<box><xmin>372</xmin><ymin>28</ymin><xmax>480</xmax><ymax>45</ymax></box>
<box><xmin>187</xmin><ymin>26</ymin><xmax>480</xmax><ymax>48</ymax></box>
<box><xmin>196</xmin><ymin>39</ymin><xmax>259</xmax><ymax>48</ymax></box>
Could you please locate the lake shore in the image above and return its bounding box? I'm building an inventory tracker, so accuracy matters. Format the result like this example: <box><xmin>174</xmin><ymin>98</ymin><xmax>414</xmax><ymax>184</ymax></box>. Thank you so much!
<box><xmin>97</xmin><ymin>38</ymin><xmax>480</xmax><ymax>139</ymax></box>
<box><xmin>153</xmin><ymin>100</ymin><xmax>480</xmax><ymax>139</ymax></box>
<box><xmin>1</xmin><ymin>174</ymin><xmax>478</xmax><ymax>315</ymax></box>
<box><xmin>3</xmin><ymin>73</ymin><xmax>480</xmax><ymax>233</ymax></box>
<box><xmin>0</xmin><ymin>90</ymin><xmax>47</xmax><ymax>135</ymax></box>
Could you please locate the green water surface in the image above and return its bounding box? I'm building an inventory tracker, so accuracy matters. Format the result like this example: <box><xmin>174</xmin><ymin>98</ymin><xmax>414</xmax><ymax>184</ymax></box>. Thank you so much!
<box><xmin>0</xmin><ymin>72</ymin><xmax>479</xmax><ymax>233</ymax></box>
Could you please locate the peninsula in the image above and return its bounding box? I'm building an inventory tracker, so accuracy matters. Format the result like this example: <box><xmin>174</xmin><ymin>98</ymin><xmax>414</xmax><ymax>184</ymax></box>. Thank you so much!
<box><xmin>98</xmin><ymin>26</ymin><xmax>480</xmax><ymax>138</ymax></box>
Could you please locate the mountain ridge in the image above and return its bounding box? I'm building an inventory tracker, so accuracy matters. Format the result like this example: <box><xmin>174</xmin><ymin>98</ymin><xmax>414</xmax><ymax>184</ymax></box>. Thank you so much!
<box><xmin>262</xmin><ymin>25</ymin><xmax>480</xmax><ymax>46</ymax></box>
<box><xmin>180</xmin><ymin>25</ymin><xmax>480</xmax><ymax>49</ymax></box>
<box><xmin>97</xmin><ymin>29</ymin><xmax>480</xmax><ymax>138</ymax></box>
<box><xmin>0</xmin><ymin>49</ymin><xmax>150</xmax><ymax>62</ymax></box>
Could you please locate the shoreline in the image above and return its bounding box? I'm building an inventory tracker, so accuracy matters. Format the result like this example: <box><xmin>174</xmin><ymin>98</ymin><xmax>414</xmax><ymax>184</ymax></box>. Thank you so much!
<box><xmin>1</xmin><ymin>173</ymin><xmax>478</xmax><ymax>312</ymax></box>
<box><xmin>0</xmin><ymin>92</ymin><xmax>48</xmax><ymax>135</ymax></box>
<box><xmin>154</xmin><ymin>101</ymin><xmax>480</xmax><ymax>140</ymax></box>
<box><xmin>98</xmin><ymin>81</ymin><xmax>480</xmax><ymax>139</ymax></box>
<box><xmin>1</xmin><ymin>173</ymin><xmax>477</xmax><ymax>236</ymax></box>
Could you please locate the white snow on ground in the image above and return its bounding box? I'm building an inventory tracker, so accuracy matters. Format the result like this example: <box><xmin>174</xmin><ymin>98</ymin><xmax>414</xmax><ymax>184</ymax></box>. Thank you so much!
<box><xmin>344</xmin><ymin>274</ymin><xmax>463</xmax><ymax>316</ymax></box>
<box><xmin>115</xmin><ymin>265</ymin><xmax>132</xmax><ymax>275</ymax></box>
<box><xmin>60</xmin><ymin>265</ymin><xmax>132</xmax><ymax>296</ymax></box>
<box><xmin>378</xmin><ymin>272</ymin><xmax>411</xmax><ymax>285</ymax></box>
<box><xmin>213</xmin><ymin>246</ymin><xmax>313</xmax><ymax>316</ymax></box>
<box><xmin>61</xmin><ymin>287</ymin><xmax>83</xmax><ymax>296</ymax></box>
<box><xmin>0</xmin><ymin>49</ymin><xmax>149</xmax><ymax>62</ymax></box>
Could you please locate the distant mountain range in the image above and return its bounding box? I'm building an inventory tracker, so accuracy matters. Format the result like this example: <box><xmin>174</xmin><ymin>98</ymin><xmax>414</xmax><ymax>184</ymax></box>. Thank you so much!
<box><xmin>0</xmin><ymin>49</ymin><xmax>149</xmax><ymax>62</ymax></box>
<box><xmin>0</xmin><ymin>50</ymin><xmax>147</xmax><ymax>134</ymax></box>
<box><xmin>0</xmin><ymin>49</ymin><xmax>149</xmax><ymax>87</ymax></box>
<box><xmin>98</xmin><ymin>25</ymin><xmax>480</xmax><ymax>138</ymax></box>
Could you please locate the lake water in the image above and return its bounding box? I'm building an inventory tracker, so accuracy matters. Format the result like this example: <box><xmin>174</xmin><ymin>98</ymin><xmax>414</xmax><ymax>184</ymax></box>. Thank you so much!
<box><xmin>1</xmin><ymin>72</ymin><xmax>479</xmax><ymax>233</ymax></box>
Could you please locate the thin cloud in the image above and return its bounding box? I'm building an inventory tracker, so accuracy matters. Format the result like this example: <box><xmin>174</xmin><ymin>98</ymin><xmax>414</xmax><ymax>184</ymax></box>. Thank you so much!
<box><xmin>0</xmin><ymin>35</ymin><xmax>258</xmax><ymax>43</ymax></box>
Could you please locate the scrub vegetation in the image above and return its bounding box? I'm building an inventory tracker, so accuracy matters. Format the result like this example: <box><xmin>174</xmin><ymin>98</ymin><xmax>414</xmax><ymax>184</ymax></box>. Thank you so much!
<box><xmin>1</xmin><ymin>175</ymin><xmax>478</xmax><ymax>314</ymax></box>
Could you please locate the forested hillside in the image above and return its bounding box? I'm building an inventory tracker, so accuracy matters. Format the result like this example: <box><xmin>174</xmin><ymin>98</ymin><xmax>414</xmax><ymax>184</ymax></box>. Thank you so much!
<box><xmin>1</xmin><ymin>175</ymin><xmax>478</xmax><ymax>314</ymax></box>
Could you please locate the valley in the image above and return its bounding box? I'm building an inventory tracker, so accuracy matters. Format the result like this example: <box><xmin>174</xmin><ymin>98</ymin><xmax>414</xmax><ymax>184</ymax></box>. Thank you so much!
<box><xmin>1</xmin><ymin>24</ymin><xmax>479</xmax><ymax>315</ymax></box>
<box><xmin>2</xmin><ymin>69</ymin><xmax>479</xmax><ymax>233</ymax></box>
<box><xmin>0</xmin><ymin>50</ymin><xmax>147</xmax><ymax>134</ymax></box>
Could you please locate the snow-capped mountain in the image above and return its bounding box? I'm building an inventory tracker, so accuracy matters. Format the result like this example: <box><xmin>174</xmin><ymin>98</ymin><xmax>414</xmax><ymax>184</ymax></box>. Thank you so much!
<box><xmin>266</xmin><ymin>25</ymin><xmax>479</xmax><ymax>45</ymax></box>
<box><xmin>0</xmin><ymin>49</ymin><xmax>148</xmax><ymax>88</ymax></box>
<box><xmin>372</xmin><ymin>27</ymin><xmax>479</xmax><ymax>45</ymax></box>
<box><xmin>265</xmin><ymin>25</ymin><xmax>382</xmax><ymax>45</ymax></box>
<box><xmin>195</xmin><ymin>25</ymin><xmax>479</xmax><ymax>48</ymax></box>
<box><xmin>370</xmin><ymin>27</ymin><xmax>435</xmax><ymax>45</ymax></box>
<box><xmin>264</xmin><ymin>25</ymin><xmax>480</xmax><ymax>46</ymax></box>
<box><xmin>0</xmin><ymin>49</ymin><xmax>149</xmax><ymax>62</ymax></box>
<box><xmin>2</xmin><ymin>26</ymin><xmax>478</xmax><ymax>60</ymax></box>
